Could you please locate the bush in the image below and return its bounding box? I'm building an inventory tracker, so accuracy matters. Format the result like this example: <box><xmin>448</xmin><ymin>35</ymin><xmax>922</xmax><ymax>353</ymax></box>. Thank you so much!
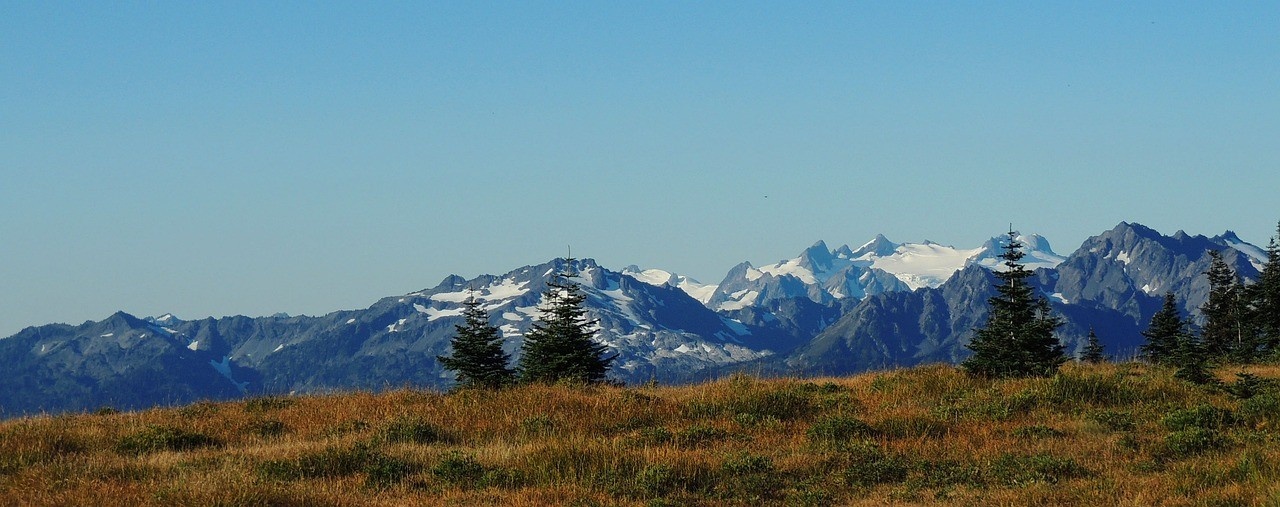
<box><xmin>988</xmin><ymin>453</ymin><xmax>1090</xmax><ymax>486</ymax></box>
<box><xmin>256</xmin><ymin>443</ymin><xmax>416</xmax><ymax>488</ymax></box>
<box><xmin>1162</xmin><ymin>405</ymin><xmax>1237</xmax><ymax>431</ymax></box>
<box><xmin>363</xmin><ymin>455</ymin><xmax>414</xmax><ymax>489</ymax></box>
<box><xmin>1157</xmin><ymin>428</ymin><xmax>1228</xmax><ymax>460</ymax></box>
<box><xmin>636</xmin><ymin>464</ymin><xmax>679</xmax><ymax>496</ymax></box>
<box><xmin>432</xmin><ymin>451</ymin><xmax>485</xmax><ymax>485</ymax></box>
<box><xmin>842</xmin><ymin>442</ymin><xmax>908</xmax><ymax>487</ymax></box>
<box><xmin>244</xmin><ymin>419</ymin><xmax>288</xmax><ymax>438</ymax></box>
<box><xmin>675</xmin><ymin>425</ymin><xmax>729</xmax><ymax>447</ymax></box>
<box><xmin>1087</xmin><ymin>409</ymin><xmax>1137</xmax><ymax>432</ymax></box>
<box><xmin>908</xmin><ymin>459</ymin><xmax>984</xmax><ymax>489</ymax></box>
<box><xmin>719</xmin><ymin>453</ymin><xmax>781</xmax><ymax>500</ymax></box>
<box><xmin>115</xmin><ymin>425</ymin><xmax>221</xmax><ymax>455</ymax></box>
<box><xmin>807</xmin><ymin>416</ymin><xmax>875</xmax><ymax>448</ymax></box>
<box><xmin>631</xmin><ymin>426</ymin><xmax>672</xmax><ymax>447</ymax></box>
<box><xmin>257</xmin><ymin>443</ymin><xmax>380</xmax><ymax>480</ymax></box>
<box><xmin>1240</xmin><ymin>391</ymin><xmax>1280</xmax><ymax>427</ymax></box>
<box><xmin>379</xmin><ymin>416</ymin><xmax>446</xmax><ymax>444</ymax></box>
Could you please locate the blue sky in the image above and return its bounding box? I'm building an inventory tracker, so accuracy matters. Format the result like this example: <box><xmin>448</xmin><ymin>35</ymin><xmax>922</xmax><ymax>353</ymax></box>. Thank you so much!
<box><xmin>2</xmin><ymin>2</ymin><xmax>1278</xmax><ymax>337</ymax></box>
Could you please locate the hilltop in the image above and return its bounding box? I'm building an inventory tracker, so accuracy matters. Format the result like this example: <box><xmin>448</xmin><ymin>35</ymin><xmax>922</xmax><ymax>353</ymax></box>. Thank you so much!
<box><xmin>3</xmin><ymin>362</ymin><xmax>1280</xmax><ymax>505</ymax></box>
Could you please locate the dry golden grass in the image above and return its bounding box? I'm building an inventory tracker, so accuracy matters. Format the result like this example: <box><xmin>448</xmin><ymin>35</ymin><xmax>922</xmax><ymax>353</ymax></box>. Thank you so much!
<box><xmin>4</xmin><ymin>362</ymin><xmax>1280</xmax><ymax>506</ymax></box>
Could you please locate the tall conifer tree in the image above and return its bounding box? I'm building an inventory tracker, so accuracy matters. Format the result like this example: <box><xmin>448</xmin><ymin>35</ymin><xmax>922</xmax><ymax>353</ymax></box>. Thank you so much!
<box><xmin>963</xmin><ymin>230</ymin><xmax>1066</xmax><ymax>378</ymax></box>
<box><xmin>1253</xmin><ymin>222</ymin><xmax>1280</xmax><ymax>354</ymax></box>
<box><xmin>1081</xmin><ymin>328</ymin><xmax>1106</xmax><ymax>364</ymax></box>
<box><xmin>1201</xmin><ymin>250</ymin><xmax>1247</xmax><ymax>360</ymax></box>
<box><xmin>518</xmin><ymin>258</ymin><xmax>615</xmax><ymax>384</ymax></box>
<box><xmin>437</xmin><ymin>292</ymin><xmax>515</xmax><ymax>389</ymax></box>
<box><xmin>1142</xmin><ymin>292</ymin><xmax>1186</xmax><ymax>366</ymax></box>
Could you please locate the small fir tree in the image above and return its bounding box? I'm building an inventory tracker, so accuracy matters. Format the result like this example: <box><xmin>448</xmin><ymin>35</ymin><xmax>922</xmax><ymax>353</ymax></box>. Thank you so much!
<box><xmin>963</xmin><ymin>230</ymin><xmax>1067</xmax><ymax>378</ymax></box>
<box><xmin>1142</xmin><ymin>292</ymin><xmax>1186</xmax><ymax>366</ymax></box>
<box><xmin>1173</xmin><ymin>330</ymin><xmax>1216</xmax><ymax>385</ymax></box>
<box><xmin>1081</xmin><ymin>328</ymin><xmax>1106</xmax><ymax>364</ymax></box>
<box><xmin>518</xmin><ymin>258</ymin><xmax>616</xmax><ymax>384</ymax></box>
<box><xmin>437</xmin><ymin>293</ymin><xmax>516</xmax><ymax>389</ymax></box>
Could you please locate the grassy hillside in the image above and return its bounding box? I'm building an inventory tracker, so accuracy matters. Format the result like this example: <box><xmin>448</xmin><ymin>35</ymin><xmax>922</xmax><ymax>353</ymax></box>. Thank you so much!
<box><xmin>4</xmin><ymin>363</ymin><xmax>1280</xmax><ymax>506</ymax></box>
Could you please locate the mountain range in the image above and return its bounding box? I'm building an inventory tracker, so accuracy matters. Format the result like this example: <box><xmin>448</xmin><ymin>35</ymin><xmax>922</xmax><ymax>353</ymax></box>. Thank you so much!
<box><xmin>0</xmin><ymin>222</ymin><xmax>1270</xmax><ymax>417</ymax></box>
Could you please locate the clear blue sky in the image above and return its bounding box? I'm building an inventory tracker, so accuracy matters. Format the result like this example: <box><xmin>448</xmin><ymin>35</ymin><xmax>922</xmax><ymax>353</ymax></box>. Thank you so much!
<box><xmin>3</xmin><ymin>2</ymin><xmax>1278</xmax><ymax>337</ymax></box>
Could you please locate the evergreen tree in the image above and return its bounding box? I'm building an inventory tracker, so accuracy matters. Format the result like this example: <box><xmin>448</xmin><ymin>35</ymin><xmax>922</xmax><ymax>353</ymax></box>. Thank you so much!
<box><xmin>1252</xmin><ymin>221</ymin><xmax>1280</xmax><ymax>354</ymax></box>
<box><xmin>518</xmin><ymin>258</ymin><xmax>616</xmax><ymax>384</ymax></box>
<box><xmin>963</xmin><ymin>230</ymin><xmax>1067</xmax><ymax>378</ymax></box>
<box><xmin>437</xmin><ymin>293</ymin><xmax>515</xmax><ymax>389</ymax></box>
<box><xmin>1142</xmin><ymin>292</ymin><xmax>1186</xmax><ymax>366</ymax></box>
<box><xmin>1201</xmin><ymin>250</ymin><xmax>1249</xmax><ymax>360</ymax></box>
<box><xmin>1081</xmin><ymin>328</ymin><xmax>1106</xmax><ymax>363</ymax></box>
<box><xmin>1173</xmin><ymin>330</ymin><xmax>1216</xmax><ymax>385</ymax></box>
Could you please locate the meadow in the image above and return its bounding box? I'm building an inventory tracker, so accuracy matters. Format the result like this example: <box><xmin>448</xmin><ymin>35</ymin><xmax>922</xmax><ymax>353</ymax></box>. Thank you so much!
<box><xmin>3</xmin><ymin>362</ymin><xmax>1280</xmax><ymax>506</ymax></box>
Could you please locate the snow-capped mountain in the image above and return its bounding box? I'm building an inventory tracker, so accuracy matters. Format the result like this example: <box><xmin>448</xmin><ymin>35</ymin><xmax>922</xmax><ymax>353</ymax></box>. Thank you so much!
<box><xmin>698</xmin><ymin>233</ymin><xmax>1065</xmax><ymax>314</ymax></box>
<box><xmin>0</xmin><ymin>258</ymin><xmax>790</xmax><ymax>416</ymax></box>
<box><xmin>1</xmin><ymin>221</ymin><xmax>1273</xmax><ymax>417</ymax></box>
<box><xmin>619</xmin><ymin>266</ymin><xmax>718</xmax><ymax>304</ymax></box>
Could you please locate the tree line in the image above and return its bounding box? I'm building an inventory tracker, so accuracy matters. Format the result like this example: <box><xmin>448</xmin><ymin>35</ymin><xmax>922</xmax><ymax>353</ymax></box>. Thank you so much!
<box><xmin>439</xmin><ymin>222</ymin><xmax>1280</xmax><ymax>389</ymax></box>
<box><xmin>964</xmin><ymin>222</ymin><xmax>1280</xmax><ymax>381</ymax></box>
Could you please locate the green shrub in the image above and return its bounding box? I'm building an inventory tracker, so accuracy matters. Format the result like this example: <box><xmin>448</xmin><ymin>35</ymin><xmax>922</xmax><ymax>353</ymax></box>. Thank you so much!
<box><xmin>842</xmin><ymin>442</ymin><xmax>908</xmax><ymax>487</ymax></box>
<box><xmin>1240</xmin><ymin>391</ymin><xmax>1280</xmax><ymax>427</ymax></box>
<box><xmin>721</xmin><ymin>452</ymin><xmax>774</xmax><ymax>476</ymax></box>
<box><xmin>379</xmin><ymin>416</ymin><xmax>446</xmax><ymax>444</ymax></box>
<box><xmin>675</xmin><ymin>425</ymin><xmax>729</xmax><ymax>447</ymax></box>
<box><xmin>636</xmin><ymin>464</ymin><xmax>679</xmax><ymax>496</ymax></box>
<box><xmin>1157</xmin><ymin>428</ymin><xmax>1228</xmax><ymax>460</ymax></box>
<box><xmin>255</xmin><ymin>443</ymin><xmax>416</xmax><ymax>487</ymax></box>
<box><xmin>632</xmin><ymin>426</ymin><xmax>672</xmax><ymax>446</ymax></box>
<box><xmin>1162</xmin><ymin>405</ymin><xmax>1237</xmax><ymax>431</ymax></box>
<box><xmin>432</xmin><ymin>451</ymin><xmax>485</xmax><ymax>485</ymax></box>
<box><xmin>1087</xmin><ymin>409</ymin><xmax>1137</xmax><ymax>432</ymax></box>
<box><xmin>115</xmin><ymin>425</ymin><xmax>221</xmax><ymax>455</ymax></box>
<box><xmin>718</xmin><ymin>453</ymin><xmax>782</xmax><ymax>501</ymax></box>
<box><xmin>257</xmin><ymin>443</ymin><xmax>380</xmax><ymax>480</ymax></box>
<box><xmin>807</xmin><ymin>415</ymin><xmax>875</xmax><ymax>448</ymax></box>
<box><xmin>93</xmin><ymin>406</ymin><xmax>118</xmax><ymax>416</ymax></box>
<box><xmin>363</xmin><ymin>455</ymin><xmax>414</xmax><ymax>489</ymax></box>
<box><xmin>908</xmin><ymin>459</ymin><xmax>984</xmax><ymax>489</ymax></box>
<box><xmin>988</xmin><ymin>453</ymin><xmax>1089</xmax><ymax>486</ymax></box>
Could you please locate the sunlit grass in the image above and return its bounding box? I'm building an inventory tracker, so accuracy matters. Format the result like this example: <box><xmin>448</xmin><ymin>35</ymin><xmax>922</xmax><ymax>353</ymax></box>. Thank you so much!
<box><xmin>3</xmin><ymin>362</ymin><xmax>1280</xmax><ymax>505</ymax></box>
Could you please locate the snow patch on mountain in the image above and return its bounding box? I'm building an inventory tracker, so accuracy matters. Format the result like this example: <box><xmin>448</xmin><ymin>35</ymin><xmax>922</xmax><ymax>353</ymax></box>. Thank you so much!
<box><xmin>620</xmin><ymin>266</ymin><xmax>719</xmax><ymax>304</ymax></box>
<box><xmin>1220</xmin><ymin>232</ymin><xmax>1268</xmax><ymax>271</ymax></box>
<box><xmin>864</xmin><ymin>242</ymin><xmax>985</xmax><ymax>290</ymax></box>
